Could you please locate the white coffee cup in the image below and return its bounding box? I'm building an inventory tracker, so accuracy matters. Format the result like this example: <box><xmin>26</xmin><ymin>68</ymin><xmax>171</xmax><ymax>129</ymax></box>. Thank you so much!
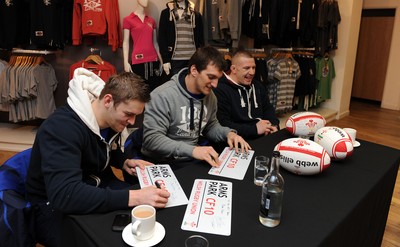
<box><xmin>131</xmin><ymin>205</ymin><xmax>156</xmax><ymax>241</ymax></box>
<box><xmin>343</xmin><ymin>128</ymin><xmax>360</xmax><ymax>147</ymax></box>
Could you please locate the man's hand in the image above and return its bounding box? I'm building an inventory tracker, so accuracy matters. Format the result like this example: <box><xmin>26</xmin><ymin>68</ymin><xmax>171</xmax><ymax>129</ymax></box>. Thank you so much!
<box><xmin>122</xmin><ymin>159</ymin><xmax>154</xmax><ymax>176</ymax></box>
<box><xmin>129</xmin><ymin>186</ymin><xmax>170</xmax><ymax>208</ymax></box>
<box><xmin>267</xmin><ymin>125</ymin><xmax>278</xmax><ymax>134</ymax></box>
<box><xmin>256</xmin><ymin>120</ymin><xmax>278</xmax><ymax>136</ymax></box>
<box><xmin>227</xmin><ymin>131</ymin><xmax>251</xmax><ymax>154</ymax></box>
<box><xmin>192</xmin><ymin>146</ymin><xmax>220</xmax><ymax>167</ymax></box>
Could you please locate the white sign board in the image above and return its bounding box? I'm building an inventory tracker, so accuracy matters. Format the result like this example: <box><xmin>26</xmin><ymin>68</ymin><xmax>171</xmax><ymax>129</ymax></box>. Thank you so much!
<box><xmin>209</xmin><ymin>147</ymin><xmax>255</xmax><ymax>180</ymax></box>
<box><xmin>136</xmin><ymin>165</ymin><xmax>188</xmax><ymax>208</ymax></box>
<box><xmin>181</xmin><ymin>179</ymin><xmax>232</xmax><ymax>236</ymax></box>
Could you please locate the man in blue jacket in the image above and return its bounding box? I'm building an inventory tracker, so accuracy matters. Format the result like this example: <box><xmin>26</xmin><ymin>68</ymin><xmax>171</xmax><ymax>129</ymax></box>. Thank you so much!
<box><xmin>214</xmin><ymin>49</ymin><xmax>279</xmax><ymax>139</ymax></box>
<box><xmin>26</xmin><ymin>69</ymin><xmax>170</xmax><ymax>246</ymax></box>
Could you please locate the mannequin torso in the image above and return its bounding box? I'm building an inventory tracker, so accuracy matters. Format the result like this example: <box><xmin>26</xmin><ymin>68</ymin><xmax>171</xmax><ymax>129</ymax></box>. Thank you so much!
<box><xmin>122</xmin><ymin>0</ymin><xmax>162</xmax><ymax>72</ymax></box>
<box><xmin>158</xmin><ymin>0</ymin><xmax>204</xmax><ymax>76</ymax></box>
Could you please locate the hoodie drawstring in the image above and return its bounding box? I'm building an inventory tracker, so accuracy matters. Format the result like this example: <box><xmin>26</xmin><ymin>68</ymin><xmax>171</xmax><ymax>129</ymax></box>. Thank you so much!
<box><xmin>252</xmin><ymin>84</ymin><xmax>258</xmax><ymax>108</ymax></box>
<box><xmin>198</xmin><ymin>101</ymin><xmax>204</xmax><ymax>136</ymax></box>
<box><xmin>238</xmin><ymin>85</ymin><xmax>259</xmax><ymax>119</ymax></box>
<box><xmin>189</xmin><ymin>99</ymin><xmax>204</xmax><ymax>136</ymax></box>
<box><xmin>189</xmin><ymin>98</ymin><xmax>195</xmax><ymax>131</ymax></box>
<box><xmin>238</xmin><ymin>89</ymin><xmax>246</xmax><ymax>108</ymax></box>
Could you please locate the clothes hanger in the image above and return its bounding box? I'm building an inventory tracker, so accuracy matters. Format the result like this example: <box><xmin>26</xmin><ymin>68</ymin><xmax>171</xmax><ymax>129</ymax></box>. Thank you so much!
<box><xmin>252</xmin><ymin>52</ymin><xmax>267</xmax><ymax>59</ymax></box>
<box><xmin>324</xmin><ymin>52</ymin><xmax>330</xmax><ymax>60</ymax></box>
<box><xmin>85</xmin><ymin>54</ymin><xmax>103</xmax><ymax>65</ymax></box>
<box><xmin>8</xmin><ymin>55</ymin><xmax>16</xmax><ymax>66</ymax></box>
<box><xmin>34</xmin><ymin>56</ymin><xmax>45</xmax><ymax>65</ymax></box>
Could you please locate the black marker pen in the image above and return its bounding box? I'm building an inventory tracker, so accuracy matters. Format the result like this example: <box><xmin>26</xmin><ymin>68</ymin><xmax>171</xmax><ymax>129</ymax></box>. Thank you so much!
<box><xmin>155</xmin><ymin>181</ymin><xmax>161</xmax><ymax>189</ymax></box>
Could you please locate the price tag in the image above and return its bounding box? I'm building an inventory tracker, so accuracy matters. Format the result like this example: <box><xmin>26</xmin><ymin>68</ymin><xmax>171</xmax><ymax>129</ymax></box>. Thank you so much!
<box><xmin>136</xmin><ymin>164</ymin><xmax>188</xmax><ymax>208</ymax></box>
<box><xmin>181</xmin><ymin>179</ymin><xmax>232</xmax><ymax>236</ymax></box>
<box><xmin>209</xmin><ymin>147</ymin><xmax>255</xmax><ymax>180</ymax></box>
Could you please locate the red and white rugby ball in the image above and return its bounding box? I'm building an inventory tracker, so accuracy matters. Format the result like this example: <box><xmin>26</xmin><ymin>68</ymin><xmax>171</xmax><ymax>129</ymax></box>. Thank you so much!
<box><xmin>286</xmin><ymin>112</ymin><xmax>326</xmax><ymax>137</ymax></box>
<box><xmin>314</xmin><ymin>127</ymin><xmax>354</xmax><ymax>160</ymax></box>
<box><xmin>274</xmin><ymin>138</ymin><xmax>331</xmax><ymax>175</ymax></box>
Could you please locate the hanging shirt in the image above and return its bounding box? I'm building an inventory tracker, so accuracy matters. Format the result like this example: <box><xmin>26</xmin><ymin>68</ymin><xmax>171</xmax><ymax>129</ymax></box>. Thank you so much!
<box><xmin>123</xmin><ymin>13</ymin><xmax>158</xmax><ymax>65</ymax></box>
<box><xmin>69</xmin><ymin>60</ymin><xmax>116</xmax><ymax>83</ymax></box>
<box><xmin>315</xmin><ymin>56</ymin><xmax>335</xmax><ymax>102</ymax></box>
<box><xmin>72</xmin><ymin>0</ymin><xmax>121</xmax><ymax>51</ymax></box>
<box><xmin>273</xmin><ymin>57</ymin><xmax>301</xmax><ymax>114</ymax></box>
<box><xmin>172</xmin><ymin>18</ymin><xmax>196</xmax><ymax>61</ymax></box>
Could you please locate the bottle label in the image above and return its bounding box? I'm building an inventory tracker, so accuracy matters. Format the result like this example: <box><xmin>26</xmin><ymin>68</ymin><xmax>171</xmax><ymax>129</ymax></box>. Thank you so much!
<box><xmin>260</xmin><ymin>194</ymin><xmax>271</xmax><ymax>216</ymax></box>
<box><xmin>265</xmin><ymin>195</ymin><xmax>271</xmax><ymax>210</ymax></box>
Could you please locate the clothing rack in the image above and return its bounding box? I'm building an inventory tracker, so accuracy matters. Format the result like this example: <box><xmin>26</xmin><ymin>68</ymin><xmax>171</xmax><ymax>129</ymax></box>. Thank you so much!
<box><xmin>269</xmin><ymin>47</ymin><xmax>315</xmax><ymax>53</ymax></box>
<box><xmin>268</xmin><ymin>47</ymin><xmax>315</xmax><ymax>58</ymax></box>
<box><xmin>216</xmin><ymin>48</ymin><xmax>230</xmax><ymax>53</ymax></box>
<box><xmin>11</xmin><ymin>48</ymin><xmax>56</xmax><ymax>55</ymax></box>
<box><xmin>246</xmin><ymin>48</ymin><xmax>265</xmax><ymax>53</ymax></box>
<box><xmin>293</xmin><ymin>47</ymin><xmax>316</xmax><ymax>51</ymax></box>
<box><xmin>245</xmin><ymin>48</ymin><xmax>267</xmax><ymax>58</ymax></box>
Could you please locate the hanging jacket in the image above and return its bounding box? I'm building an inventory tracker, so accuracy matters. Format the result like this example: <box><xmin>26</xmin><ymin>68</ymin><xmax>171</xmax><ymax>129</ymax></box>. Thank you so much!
<box><xmin>158</xmin><ymin>1</ymin><xmax>204</xmax><ymax>64</ymax></box>
<box><xmin>72</xmin><ymin>0</ymin><xmax>121</xmax><ymax>51</ymax></box>
<box><xmin>214</xmin><ymin>73</ymin><xmax>279</xmax><ymax>139</ymax></box>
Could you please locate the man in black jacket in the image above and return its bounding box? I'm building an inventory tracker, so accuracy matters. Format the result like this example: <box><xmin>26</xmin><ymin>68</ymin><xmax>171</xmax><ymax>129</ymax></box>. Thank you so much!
<box><xmin>26</xmin><ymin>69</ymin><xmax>170</xmax><ymax>246</ymax></box>
<box><xmin>214</xmin><ymin>49</ymin><xmax>279</xmax><ymax>139</ymax></box>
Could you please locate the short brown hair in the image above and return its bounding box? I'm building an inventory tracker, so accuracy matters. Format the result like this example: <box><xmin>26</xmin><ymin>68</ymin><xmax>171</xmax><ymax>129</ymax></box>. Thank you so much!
<box><xmin>99</xmin><ymin>72</ymin><xmax>150</xmax><ymax>106</ymax></box>
<box><xmin>231</xmin><ymin>48</ymin><xmax>254</xmax><ymax>65</ymax></box>
<box><xmin>188</xmin><ymin>46</ymin><xmax>226</xmax><ymax>73</ymax></box>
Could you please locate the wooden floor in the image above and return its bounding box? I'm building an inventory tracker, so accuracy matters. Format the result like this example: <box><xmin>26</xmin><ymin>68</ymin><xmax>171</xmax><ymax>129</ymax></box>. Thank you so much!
<box><xmin>1</xmin><ymin>99</ymin><xmax>399</xmax><ymax>246</ymax></box>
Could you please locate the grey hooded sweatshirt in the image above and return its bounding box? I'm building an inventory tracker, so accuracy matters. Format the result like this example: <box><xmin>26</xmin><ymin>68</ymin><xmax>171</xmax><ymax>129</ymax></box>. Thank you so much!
<box><xmin>142</xmin><ymin>68</ymin><xmax>232</xmax><ymax>160</ymax></box>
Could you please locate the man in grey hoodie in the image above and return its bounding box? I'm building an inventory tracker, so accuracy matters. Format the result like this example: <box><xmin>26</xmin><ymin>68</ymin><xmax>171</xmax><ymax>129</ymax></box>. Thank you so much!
<box><xmin>142</xmin><ymin>46</ymin><xmax>250</xmax><ymax>167</ymax></box>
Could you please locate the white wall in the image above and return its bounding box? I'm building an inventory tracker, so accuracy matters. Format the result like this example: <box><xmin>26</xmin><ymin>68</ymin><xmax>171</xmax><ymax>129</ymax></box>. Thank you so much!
<box><xmin>322</xmin><ymin>0</ymin><xmax>400</xmax><ymax>113</ymax></box>
<box><xmin>363</xmin><ymin>0</ymin><xmax>400</xmax><ymax>110</ymax></box>
<box><xmin>322</xmin><ymin>0</ymin><xmax>363</xmax><ymax>119</ymax></box>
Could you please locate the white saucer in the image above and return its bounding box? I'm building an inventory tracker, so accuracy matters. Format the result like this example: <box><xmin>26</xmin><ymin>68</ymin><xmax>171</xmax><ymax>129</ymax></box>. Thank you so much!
<box><xmin>122</xmin><ymin>222</ymin><xmax>165</xmax><ymax>247</ymax></box>
<box><xmin>353</xmin><ymin>141</ymin><xmax>361</xmax><ymax>148</ymax></box>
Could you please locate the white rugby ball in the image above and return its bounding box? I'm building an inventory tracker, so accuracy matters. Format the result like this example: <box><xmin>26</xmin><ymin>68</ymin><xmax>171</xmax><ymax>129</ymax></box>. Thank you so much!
<box><xmin>274</xmin><ymin>138</ymin><xmax>331</xmax><ymax>175</ymax></box>
<box><xmin>286</xmin><ymin>112</ymin><xmax>326</xmax><ymax>137</ymax></box>
<box><xmin>314</xmin><ymin>127</ymin><xmax>354</xmax><ymax>160</ymax></box>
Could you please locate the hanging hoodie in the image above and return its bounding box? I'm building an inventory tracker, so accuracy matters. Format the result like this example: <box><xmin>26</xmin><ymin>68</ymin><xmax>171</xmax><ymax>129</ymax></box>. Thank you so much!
<box><xmin>142</xmin><ymin>68</ymin><xmax>231</xmax><ymax>161</ymax></box>
<box><xmin>158</xmin><ymin>1</ymin><xmax>204</xmax><ymax>64</ymax></box>
<box><xmin>214</xmin><ymin>73</ymin><xmax>279</xmax><ymax>139</ymax></box>
<box><xmin>26</xmin><ymin>68</ymin><xmax>128</xmax><ymax>214</ymax></box>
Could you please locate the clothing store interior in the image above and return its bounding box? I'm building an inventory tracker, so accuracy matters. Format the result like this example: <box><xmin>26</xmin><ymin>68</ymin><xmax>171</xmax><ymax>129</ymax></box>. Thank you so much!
<box><xmin>0</xmin><ymin>0</ymin><xmax>400</xmax><ymax>151</ymax></box>
<box><xmin>1</xmin><ymin>0</ymin><xmax>400</xmax><ymax>247</ymax></box>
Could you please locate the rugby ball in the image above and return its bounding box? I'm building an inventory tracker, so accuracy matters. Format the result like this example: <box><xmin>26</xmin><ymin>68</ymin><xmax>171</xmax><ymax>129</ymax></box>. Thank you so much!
<box><xmin>274</xmin><ymin>138</ymin><xmax>331</xmax><ymax>175</ymax></box>
<box><xmin>314</xmin><ymin>127</ymin><xmax>354</xmax><ymax>160</ymax></box>
<box><xmin>285</xmin><ymin>112</ymin><xmax>326</xmax><ymax>137</ymax></box>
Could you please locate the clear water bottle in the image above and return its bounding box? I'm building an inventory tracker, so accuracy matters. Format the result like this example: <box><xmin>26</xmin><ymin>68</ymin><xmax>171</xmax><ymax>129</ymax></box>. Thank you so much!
<box><xmin>259</xmin><ymin>151</ymin><xmax>284</xmax><ymax>227</ymax></box>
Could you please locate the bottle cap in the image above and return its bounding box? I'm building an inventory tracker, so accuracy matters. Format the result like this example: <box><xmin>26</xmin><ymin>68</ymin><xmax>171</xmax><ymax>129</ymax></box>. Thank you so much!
<box><xmin>272</xmin><ymin>151</ymin><xmax>280</xmax><ymax>157</ymax></box>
